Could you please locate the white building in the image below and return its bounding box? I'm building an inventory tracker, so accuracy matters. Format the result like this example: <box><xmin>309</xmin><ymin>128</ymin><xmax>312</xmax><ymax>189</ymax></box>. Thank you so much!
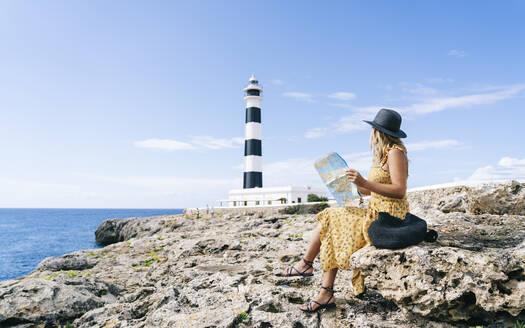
<box><xmin>218</xmin><ymin>75</ymin><xmax>328</xmax><ymax>208</ymax></box>
<box><xmin>221</xmin><ymin>185</ymin><xmax>327</xmax><ymax>207</ymax></box>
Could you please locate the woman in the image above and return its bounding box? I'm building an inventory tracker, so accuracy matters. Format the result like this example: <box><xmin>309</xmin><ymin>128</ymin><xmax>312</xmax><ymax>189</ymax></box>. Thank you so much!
<box><xmin>279</xmin><ymin>108</ymin><xmax>410</xmax><ymax>313</ymax></box>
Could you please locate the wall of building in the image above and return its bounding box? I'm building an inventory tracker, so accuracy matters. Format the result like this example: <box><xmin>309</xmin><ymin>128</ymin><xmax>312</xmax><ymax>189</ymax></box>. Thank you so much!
<box><xmin>185</xmin><ymin>197</ymin><xmax>365</xmax><ymax>219</ymax></box>
<box><xmin>226</xmin><ymin>187</ymin><xmax>327</xmax><ymax>207</ymax></box>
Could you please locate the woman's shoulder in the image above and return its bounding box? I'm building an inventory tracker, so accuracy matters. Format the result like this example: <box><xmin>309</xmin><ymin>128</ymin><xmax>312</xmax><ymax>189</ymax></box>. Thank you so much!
<box><xmin>385</xmin><ymin>144</ymin><xmax>406</xmax><ymax>154</ymax></box>
<box><xmin>380</xmin><ymin>144</ymin><xmax>406</xmax><ymax>167</ymax></box>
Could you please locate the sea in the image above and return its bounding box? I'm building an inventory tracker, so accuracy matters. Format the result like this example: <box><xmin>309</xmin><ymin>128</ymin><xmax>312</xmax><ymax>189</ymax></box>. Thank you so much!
<box><xmin>0</xmin><ymin>208</ymin><xmax>183</xmax><ymax>282</ymax></box>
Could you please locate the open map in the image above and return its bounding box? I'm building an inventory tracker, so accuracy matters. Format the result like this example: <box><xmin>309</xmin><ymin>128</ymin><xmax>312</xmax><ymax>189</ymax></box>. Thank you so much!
<box><xmin>314</xmin><ymin>152</ymin><xmax>361</xmax><ymax>206</ymax></box>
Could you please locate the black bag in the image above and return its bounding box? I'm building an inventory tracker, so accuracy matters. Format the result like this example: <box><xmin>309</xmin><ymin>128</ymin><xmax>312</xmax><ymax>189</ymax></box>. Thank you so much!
<box><xmin>367</xmin><ymin>212</ymin><xmax>438</xmax><ymax>249</ymax></box>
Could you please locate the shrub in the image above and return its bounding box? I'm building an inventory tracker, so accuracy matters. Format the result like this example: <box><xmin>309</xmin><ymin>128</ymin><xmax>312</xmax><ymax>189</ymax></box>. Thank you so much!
<box><xmin>279</xmin><ymin>205</ymin><xmax>309</xmax><ymax>215</ymax></box>
<box><xmin>279</xmin><ymin>205</ymin><xmax>301</xmax><ymax>215</ymax></box>
<box><xmin>309</xmin><ymin>202</ymin><xmax>329</xmax><ymax>214</ymax></box>
<box><xmin>307</xmin><ymin>194</ymin><xmax>328</xmax><ymax>202</ymax></box>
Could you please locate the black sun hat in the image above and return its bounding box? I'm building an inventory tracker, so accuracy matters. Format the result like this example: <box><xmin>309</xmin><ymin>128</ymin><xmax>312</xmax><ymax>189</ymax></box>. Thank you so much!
<box><xmin>363</xmin><ymin>108</ymin><xmax>407</xmax><ymax>138</ymax></box>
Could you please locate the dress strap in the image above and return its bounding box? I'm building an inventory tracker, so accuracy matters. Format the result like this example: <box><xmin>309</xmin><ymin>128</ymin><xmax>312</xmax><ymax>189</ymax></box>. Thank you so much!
<box><xmin>380</xmin><ymin>144</ymin><xmax>406</xmax><ymax>166</ymax></box>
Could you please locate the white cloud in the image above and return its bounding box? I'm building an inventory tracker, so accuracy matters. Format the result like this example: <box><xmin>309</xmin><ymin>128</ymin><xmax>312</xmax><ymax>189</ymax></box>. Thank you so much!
<box><xmin>191</xmin><ymin>136</ymin><xmax>243</xmax><ymax>150</ymax></box>
<box><xmin>448</xmin><ymin>49</ymin><xmax>467</xmax><ymax>58</ymax></box>
<box><xmin>468</xmin><ymin>156</ymin><xmax>525</xmax><ymax>181</ymax></box>
<box><xmin>426</xmin><ymin>77</ymin><xmax>454</xmax><ymax>84</ymax></box>
<box><xmin>404</xmin><ymin>84</ymin><xmax>525</xmax><ymax>115</ymax></box>
<box><xmin>282</xmin><ymin>92</ymin><xmax>314</xmax><ymax>102</ymax></box>
<box><xmin>72</xmin><ymin>173</ymin><xmax>242</xmax><ymax>208</ymax></box>
<box><xmin>0</xmin><ymin>177</ymin><xmax>112</xmax><ymax>208</ymax></box>
<box><xmin>405</xmin><ymin>139</ymin><xmax>461</xmax><ymax>151</ymax></box>
<box><xmin>134</xmin><ymin>138</ymin><xmax>196</xmax><ymax>151</ymax></box>
<box><xmin>304</xmin><ymin>127</ymin><xmax>327</xmax><ymax>139</ymax></box>
<box><xmin>304</xmin><ymin>83</ymin><xmax>525</xmax><ymax>141</ymax></box>
<box><xmin>499</xmin><ymin>157</ymin><xmax>525</xmax><ymax>167</ymax></box>
<box><xmin>340</xmin><ymin>152</ymin><xmax>373</xmax><ymax>171</ymax></box>
<box><xmin>349</xmin><ymin>106</ymin><xmax>382</xmax><ymax>114</ymax></box>
<box><xmin>333</xmin><ymin>110</ymin><xmax>374</xmax><ymax>133</ymax></box>
<box><xmin>134</xmin><ymin>136</ymin><xmax>243</xmax><ymax>151</ymax></box>
<box><xmin>402</xmin><ymin>83</ymin><xmax>438</xmax><ymax>95</ymax></box>
<box><xmin>262</xmin><ymin>151</ymin><xmax>373</xmax><ymax>187</ymax></box>
<box><xmin>77</xmin><ymin>173</ymin><xmax>240</xmax><ymax>189</ymax></box>
<box><xmin>232</xmin><ymin>162</ymin><xmax>244</xmax><ymax>170</ymax></box>
<box><xmin>264</xmin><ymin>157</ymin><xmax>319</xmax><ymax>186</ymax></box>
<box><xmin>272</xmin><ymin>79</ymin><xmax>284</xmax><ymax>86</ymax></box>
<box><xmin>327</xmin><ymin>103</ymin><xmax>353</xmax><ymax>109</ymax></box>
<box><xmin>328</xmin><ymin>92</ymin><xmax>356</xmax><ymax>101</ymax></box>
<box><xmin>320</xmin><ymin>106</ymin><xmax>382</xmax><ymax>135</ymax></box>
<box><xmin>334</xmin><ymin>115</ymin><xmax>368</xmax><ymax>133</ymax></box>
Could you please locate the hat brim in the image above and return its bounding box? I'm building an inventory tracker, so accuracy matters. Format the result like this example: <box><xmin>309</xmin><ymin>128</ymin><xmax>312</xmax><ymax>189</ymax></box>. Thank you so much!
<box><xmin>363</xmin><ymin>120</ymin><xmax>407</xmax><ymax>138</ymax></box>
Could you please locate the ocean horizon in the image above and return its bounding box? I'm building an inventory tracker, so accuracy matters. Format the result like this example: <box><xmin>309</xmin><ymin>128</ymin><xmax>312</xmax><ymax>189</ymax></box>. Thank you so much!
<box><xmin>0</xmin><ymin>208</ymin><xmax>183</xmax><ymax>282</ymax></box>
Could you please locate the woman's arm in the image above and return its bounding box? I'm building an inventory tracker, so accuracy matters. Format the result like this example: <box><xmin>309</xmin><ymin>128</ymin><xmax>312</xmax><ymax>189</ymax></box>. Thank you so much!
<box><xmin>346</xmin><ymin>149</ymin><xmax>407</xmax><ymax>199</ymax></box>
<box><xmin>357</xmin><ymin>185</ymin><xmax>371</xmax><ymax>196</ymax></box>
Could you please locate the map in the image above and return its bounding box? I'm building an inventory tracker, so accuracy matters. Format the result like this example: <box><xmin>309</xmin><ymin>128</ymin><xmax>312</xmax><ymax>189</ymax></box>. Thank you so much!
<box><xmin>314</xmin><ymin>152</ymin><xmax>361</xmax><ymax>206</ymax></box>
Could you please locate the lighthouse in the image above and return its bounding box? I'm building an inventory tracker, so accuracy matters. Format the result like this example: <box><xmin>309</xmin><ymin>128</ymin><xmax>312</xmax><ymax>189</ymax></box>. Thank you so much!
<box><xmin>218</xmin><ymin>74</ymin><xmax>327</xmax><ymax>208</ymax></box>
<box><xmin>243</xmin><ymin>74</ymin><xmax>263</xmax><ymax>188</ymax></box>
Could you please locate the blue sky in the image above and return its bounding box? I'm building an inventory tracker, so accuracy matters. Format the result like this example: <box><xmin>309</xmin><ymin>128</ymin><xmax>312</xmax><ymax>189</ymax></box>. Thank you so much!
<box><xmin>0</xmin><ymin>1</ymin><xmax>524</xmax><ymax>208</ymax></box>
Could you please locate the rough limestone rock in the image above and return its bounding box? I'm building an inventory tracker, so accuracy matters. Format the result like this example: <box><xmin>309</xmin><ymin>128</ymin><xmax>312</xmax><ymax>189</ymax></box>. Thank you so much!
<box><xmin>352</xmin><ymin>180</ymin><xmax>525</xmax><ymax>326</ymax></box>
<box><xmin>1</xmin><ymin>181</ymin><xmax>524</xmax><ymax>327</ymax></box>
<box><xmin>407</xmin><ymin>180</ymin><xmax>525</xmax><ymax>216</ymax></box>
<box><xmin>95</xmin><ymin>215</ymin><xmax>183</xmax><ymax>246</ymax></box>
<box><xmin>0</xmin><ymin>276</ymin><xmax>119</xmax><ymax>327</ymax></box>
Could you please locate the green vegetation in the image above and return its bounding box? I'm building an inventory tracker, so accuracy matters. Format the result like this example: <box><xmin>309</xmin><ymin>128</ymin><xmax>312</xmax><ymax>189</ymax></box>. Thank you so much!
<box><xmin>132</xmin><ymin>250</ymin><xmax>161</xmax><ymax>268</ymax></box>
<box><xmin>152</xmin><ymin>243</ymin><xmax>164</xmax><ymax>252</ymax></box>
<box><xmin>308</xmin><ymin>202</ymin><xmax>329</xmax><ymax>214</ymax></box>
<box><xmin>280</xmin><ymin>201</ymin><xmax>329</xmax><ymax>215</ymax></box>
<box><xmin>267</xmin><ymin>304</ymin><xmax>279</xmax><ymax>313</ymax></box>
<box><xmin>279</xmin><ymin>205</ymin><xmax>308</xmax><ymax>215</ymax></box>
<box><xmin>43</xmin><ymin>270</ymin><xmax>90</xmax><ymax>280</ymax></box>
<box><xmin>472</xmin><ymin>321</ymin><xmax>524</xmax><ymax>328</ymax></box>
<box><xmin>59</xmin><ymin>322</ymin><xmax>75</xmax><ymax>328</ymax></box>
<box><xmin>156</xmin><ymin>237</ymin><xmax>164</xmax><ymax>241</ymax></box>
<box><xmin>148</xmin><ymin>251</ymin><xmax>160</xmax><ymax>261</ymax></box>
<box><xmin>85</xmin><ymin>252</ymin><xmax>99</xmax><ymax>258</ymax></box>
<box><xmin>234</xmin><ymin>311</ymin><xmax>249</xmax><ymax>324</ymax></box>
<box><xmin>307</xmin><ymin>193</ymin><xmax>328</xmax><ymax>202</ymax></box>
<box><xmin>288</xmin><ymin>233</ymin><xmax>303</xmax><ymax>239</ymax></box>
<box><xmin>43</xmin><ymin>273</ymin><xmax>60</xmax><ymax>280</ymax></box>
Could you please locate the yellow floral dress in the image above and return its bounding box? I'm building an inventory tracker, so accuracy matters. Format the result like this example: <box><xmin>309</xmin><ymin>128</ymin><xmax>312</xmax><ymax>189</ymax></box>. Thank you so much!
<box><xmin>317</xmin><ymin>144</ymin><xmax>409</xmax><ymax>295</ymax></box>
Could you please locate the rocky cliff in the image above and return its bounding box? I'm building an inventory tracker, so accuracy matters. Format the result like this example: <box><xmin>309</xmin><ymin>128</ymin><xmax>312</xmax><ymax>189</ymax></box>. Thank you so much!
<box><xmin>1</xmin><ymin>181</ymin><xmax>524</xmax><ymax>328</ymax></box>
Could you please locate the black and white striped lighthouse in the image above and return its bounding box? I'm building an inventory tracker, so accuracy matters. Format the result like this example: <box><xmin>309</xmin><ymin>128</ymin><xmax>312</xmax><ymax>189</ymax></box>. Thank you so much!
<box><xmin>243</xmin><ymin>74</ymin><xmax>263</xmax><ymax>189</ymax></box>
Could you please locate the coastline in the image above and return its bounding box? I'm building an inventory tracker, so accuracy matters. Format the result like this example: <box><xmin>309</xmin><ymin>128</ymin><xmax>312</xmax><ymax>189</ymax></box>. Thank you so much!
<box><xmin>0</xmin><ymin>208</ymin><xmax>183</xmax><ymax>282</ymax></box>
<box><xmin>1</xmin><ymin>181</ymin><xmax>524</xmax><ymax>327</ymax></box>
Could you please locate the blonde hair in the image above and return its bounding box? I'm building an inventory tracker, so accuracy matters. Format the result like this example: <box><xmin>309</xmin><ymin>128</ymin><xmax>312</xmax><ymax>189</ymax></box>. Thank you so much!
<box><xmin>370</xmin><ymin>128</ymin><xmax>409</xmax><ymax>175</ymax></box>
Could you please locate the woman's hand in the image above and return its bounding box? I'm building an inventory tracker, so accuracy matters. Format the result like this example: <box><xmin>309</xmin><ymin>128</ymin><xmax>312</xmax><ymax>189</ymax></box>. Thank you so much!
<box><xmin>346</xmin><ymin>169</ymin><xmax>366</xmax><ymax>187</ymax></box>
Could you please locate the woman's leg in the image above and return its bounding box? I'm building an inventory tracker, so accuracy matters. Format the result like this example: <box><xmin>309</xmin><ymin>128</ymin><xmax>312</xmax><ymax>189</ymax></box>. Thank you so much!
<box><xmin>300</xmin><ymin>268</ymin><xmax>338</xmax><ymax>311</ymax></box>
<box><xmin>281</xmin><ymin>224</ymin><xmax>321</xmax><ymax>275</ymax></box>
<box><xmin>304</xmin><ymin>224</ymin><xmax>321</xmax><ymax>261</ymax></box>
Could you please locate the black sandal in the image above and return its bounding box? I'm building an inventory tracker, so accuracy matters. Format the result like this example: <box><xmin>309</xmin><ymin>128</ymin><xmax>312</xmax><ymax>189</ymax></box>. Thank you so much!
<box><xmin>300</xmin><ymin>285</ymin><xmax>336</xmax><ymax>313</ymax></box>
<box><xmin>276</xmin><ymin>258</ymin><xmax>314</xmax><ymax>277</ymax></box>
